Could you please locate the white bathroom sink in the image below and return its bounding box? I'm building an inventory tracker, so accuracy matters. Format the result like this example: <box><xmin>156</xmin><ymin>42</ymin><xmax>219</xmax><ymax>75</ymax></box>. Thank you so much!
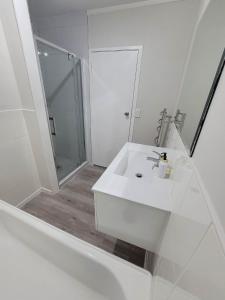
<box><xmin>93</xmin><ymin>142</ymin><xmax>176</xmax><ymax>212</ymax></box>
<box><xmin>115</xmin><ymin>150</ymin><xmax>155</xmax><ymax>181</ymax></box>
<box><xmin>93</xmin><ymin>143</ymin><xmax>178</xmax><ymax>252</ymax></box>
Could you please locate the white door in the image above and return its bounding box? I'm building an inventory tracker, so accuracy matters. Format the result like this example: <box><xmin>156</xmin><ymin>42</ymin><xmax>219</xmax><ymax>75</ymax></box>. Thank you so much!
<box><xmin>90</xmin><ymin>49</ymin><xmax>140</xmax><ymax>167</ymax></box>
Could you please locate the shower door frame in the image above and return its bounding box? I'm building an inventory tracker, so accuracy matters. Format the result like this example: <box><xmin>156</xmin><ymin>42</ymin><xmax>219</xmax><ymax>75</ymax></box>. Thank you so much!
<box><xmin>34</xmin><ymin>36</ymin><xmax>88</xmax><ymax>186</ymax></box>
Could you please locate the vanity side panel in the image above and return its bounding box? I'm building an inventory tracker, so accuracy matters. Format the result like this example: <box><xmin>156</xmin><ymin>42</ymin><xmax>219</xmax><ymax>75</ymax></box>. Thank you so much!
<box><xmin>152</xmin><ymin>117</ymin><xmax>225</xmax><ymax>300</ymax></box>
<box><xmin>152</xmin><ymin>146</ymin><xmax>212</xmax><ymax>300</ymax></box>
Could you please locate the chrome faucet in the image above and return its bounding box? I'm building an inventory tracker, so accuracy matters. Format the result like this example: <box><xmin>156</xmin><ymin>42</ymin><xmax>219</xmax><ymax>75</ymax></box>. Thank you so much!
<box><xmin>146</xmin><ymin>151</ymin><xmax>162</xmax><ymax>169</ymax></box>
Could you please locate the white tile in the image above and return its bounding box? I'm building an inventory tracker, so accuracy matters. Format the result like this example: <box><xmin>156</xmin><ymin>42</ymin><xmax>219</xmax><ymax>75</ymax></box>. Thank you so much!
<box><xmin>156</xmin><ymin>253</ymin><xmax>182</xmax><ymax>287</ymax></box>
<box><xmin>0</xmin><ymin>136</ymin><xmax>40</xmax><ymax>206</ymax></box>
<box><xmin>159</xmin><ymin>174</ymin><xmax>211</xmax><ymax>263</ymax></box>
<box><xmin>171</xmin><ymin>157</ymin><xmax>193</xmax><ymax>212</ymax></box>
<box><xmin>152</xmin><ymin>276</ymin><xmax>174</xmax><ymax>300</ymax></box>
<box><xmin>152</xmin><ymin>253</ymin><xmax>161</xmax><ymax>276</ymax></box>
<box><xmin>178</xmin><ymin>174</ymin><xmax>211</xmax><ymax>225</ymax></box>
<box><xmin>170</xmin><ymin>286</ymin><xmax>200</xmax><ymax>300</ymax></box>
<box><xmin>0</xmin><ymin>111</ymin><xmax>26</xmax><ymax>143</ymax></box>
<box><xmin>0</xmin><ymin>21</ymin><xmax>22</xmax><ymax>110</ymax></box>
<box><xmin>169</xmin><ymin>226</ymin><xmax>225</xmax><ymax>300</ymax></box>
<box><xmin>153</xmin><ymin>165</ymin><xmax>212</xmax><ymax>300</ymax></box>
<box><xmin>23</xmin><ymin>110</ymin><xmax>52</xmax><ymax>189</ymax></box>
<box><xmin>155</xmin><ymin>212</ymin><xmax>208</xmax><ymax>298</ymax></box>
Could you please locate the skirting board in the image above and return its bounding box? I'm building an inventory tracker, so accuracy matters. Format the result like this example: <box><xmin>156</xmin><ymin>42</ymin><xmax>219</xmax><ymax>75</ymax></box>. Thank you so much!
<box><xmin>16</xmin><ymin>187</ymin><xmax>54</xmax><ymax>209</ymax></box>
<box><xmin>17</xmin><ymin>162</ymin><xmax>89</xmax><ymax>209</ymax></box>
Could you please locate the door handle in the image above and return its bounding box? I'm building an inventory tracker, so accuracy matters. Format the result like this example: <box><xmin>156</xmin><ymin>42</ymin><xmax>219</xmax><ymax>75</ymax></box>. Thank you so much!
<box><xmin>124</xmin><ymin>112</ymin><xmax>130</xmax><ymax>117</ymax></box>
<box><xmin>49</xmin><ymin>115</ymin><xmax>56</xmax><ymax>136</ymax></box>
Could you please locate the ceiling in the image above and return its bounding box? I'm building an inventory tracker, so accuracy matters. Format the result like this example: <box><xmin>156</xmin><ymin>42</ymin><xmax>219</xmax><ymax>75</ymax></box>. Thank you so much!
<box><xmin>28</xmin><ymin>0</ymin><xmax>147</xmax><ymax>17</ymax></box>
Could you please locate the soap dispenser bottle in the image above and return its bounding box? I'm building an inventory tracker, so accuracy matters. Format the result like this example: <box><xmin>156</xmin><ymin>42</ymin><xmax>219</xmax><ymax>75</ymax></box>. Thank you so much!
<box><xmin>158</xmin><ymin>152</ymin><xmax>168</xmax><ymax>179</ymax></box>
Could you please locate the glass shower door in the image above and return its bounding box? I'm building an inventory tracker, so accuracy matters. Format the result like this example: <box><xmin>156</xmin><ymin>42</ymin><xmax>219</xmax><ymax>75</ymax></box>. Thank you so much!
<box><xmin>37</xmin><ymin>40</ymin><xmax>86</xmax><ymax>182</ymax></box>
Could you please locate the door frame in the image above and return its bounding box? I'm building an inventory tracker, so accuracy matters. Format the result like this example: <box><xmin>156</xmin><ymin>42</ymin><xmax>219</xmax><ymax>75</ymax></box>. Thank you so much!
<box><xmin>89</xmin><ymin>46</ymin><xmax>143</xmax><ymax>157</ymax></box>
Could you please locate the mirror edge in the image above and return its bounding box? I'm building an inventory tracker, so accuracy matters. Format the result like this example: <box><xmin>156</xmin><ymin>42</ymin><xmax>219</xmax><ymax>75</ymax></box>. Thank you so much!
<box><xmin>190</xmin><ymin>48</ymin><xmax>225</xmax><ymax>157</ymax></box>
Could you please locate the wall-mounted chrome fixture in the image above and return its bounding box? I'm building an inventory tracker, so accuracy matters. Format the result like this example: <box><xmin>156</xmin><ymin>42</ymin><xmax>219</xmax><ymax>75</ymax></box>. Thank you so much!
<box><xmin>174</xmin><ymin>109</ymin><xmax>186</xmax><ymax>132</ymax></box>
<box><xmin>154</xmin><ymin>108</ymin><xmax>172</xmax><ymax>147</ymax></box>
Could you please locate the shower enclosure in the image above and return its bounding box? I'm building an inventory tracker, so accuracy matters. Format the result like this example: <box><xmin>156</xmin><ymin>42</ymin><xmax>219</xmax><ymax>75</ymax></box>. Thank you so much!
<box><xmin>36</xmin><ymin>37</ymin><xmax>86</xmax><ymax>183</ymax></box>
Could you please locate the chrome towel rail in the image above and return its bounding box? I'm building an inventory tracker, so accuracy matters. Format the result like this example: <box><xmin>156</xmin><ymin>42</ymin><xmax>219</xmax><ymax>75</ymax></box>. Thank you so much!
<box><xmin>154</xmin><ymin>109</ymin><xmax>172</xmax><ymax>147</ymax></box>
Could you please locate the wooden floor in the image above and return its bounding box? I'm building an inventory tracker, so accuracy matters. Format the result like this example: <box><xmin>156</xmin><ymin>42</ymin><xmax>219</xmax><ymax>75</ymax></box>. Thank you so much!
<box><xmin>21</xmin><ymin>165</ymin><xmax>146</xmax><ymax>267</ymax></box>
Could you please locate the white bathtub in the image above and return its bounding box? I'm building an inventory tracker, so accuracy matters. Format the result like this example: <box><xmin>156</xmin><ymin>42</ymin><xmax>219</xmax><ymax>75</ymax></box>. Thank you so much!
<box><xmin>0</xmin><ymin>200</ymin><xmax>151</xmax><ymax>300</ymax></box>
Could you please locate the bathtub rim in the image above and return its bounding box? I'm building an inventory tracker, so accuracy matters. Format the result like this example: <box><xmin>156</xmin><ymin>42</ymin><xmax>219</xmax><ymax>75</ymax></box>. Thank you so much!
<box><xmin>0</xmin><ymin>200</ymin><xmax>152</xmax><ymax>298</ymax></box>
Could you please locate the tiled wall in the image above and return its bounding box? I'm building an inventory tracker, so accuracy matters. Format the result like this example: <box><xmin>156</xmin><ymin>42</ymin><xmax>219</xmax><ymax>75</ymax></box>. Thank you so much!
<box><xmin>2</xmin><ymin>0</ymin><xmax>59</xmax><ymax>196</ymax></box>
<box><xmin>152</xmin><ymin>124</ymin><xmax>225</xmax><ymax>300</ymax></box>
<box><xmin>0</xmin><ymin>20</ymin><xmax>40</xmax><ymax>205</ymax></box>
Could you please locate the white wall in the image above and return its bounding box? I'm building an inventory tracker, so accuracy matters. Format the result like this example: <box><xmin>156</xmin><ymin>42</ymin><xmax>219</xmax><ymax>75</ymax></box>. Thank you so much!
<box><xmin>157</xmin><ymin>62</ymin><xmax>225</xmax><ymax>300</ymax></box>
<box><xmin>152</xmin><ymin>120</ymin><xmax>225</xmax><ymax>300</ymax></box>
<box><xmin>0</xmin><ymin>16</ymin><xmax>40</xmax><ymax>205</ymax></box>
<box><xmin>3</xmin><ymin>1</ymin><xmax>225</xmax><ymax>298</ymax></box>
<box><xmin>32</xmin><ymin>1</ymin><xmax>201</xmax><ymax>153</ymax></box>
<box><xmin>165</xmin><ymin>0</ymin><xmax>225</xmax><ymax>245</ymax></box>
<box><xmin>173</xmin><ymin>0</ymin><xmax>210</xmax><ymax>117</ymax></box>
<box><xmin>193</xmin><ymin>67</ymin><xmax>225</xmax><ymax>233</ymax></box>
<box><xmin>0</xmin><ymin>0</ymin><xmax>59</xmax><ymax>207</ymax></box>
<box><xmin>14</xmin><ymin>0</ymin><xmax>60</xmax><ymax>193</ymax></box>
<box><xmin>177</xmin><ymin>0</ymin><xmax>225</xmax><ymax>149</ymax></box>
<box><xmin>152</xmin><ymin>2</ymin><xmax>225</xmax><ymax>299</ymax></box>
<box><xmin>88</xmin><ymin>0</ymin><xmax>201</xmax><ymax>145</ymax></box>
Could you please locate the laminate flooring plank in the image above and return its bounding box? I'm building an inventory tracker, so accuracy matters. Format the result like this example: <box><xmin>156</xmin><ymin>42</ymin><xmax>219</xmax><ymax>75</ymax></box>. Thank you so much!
<box><xmin>22</xmin><ymin>165</ymin><xmax>146</xmax><ymax>267</ymax></box>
